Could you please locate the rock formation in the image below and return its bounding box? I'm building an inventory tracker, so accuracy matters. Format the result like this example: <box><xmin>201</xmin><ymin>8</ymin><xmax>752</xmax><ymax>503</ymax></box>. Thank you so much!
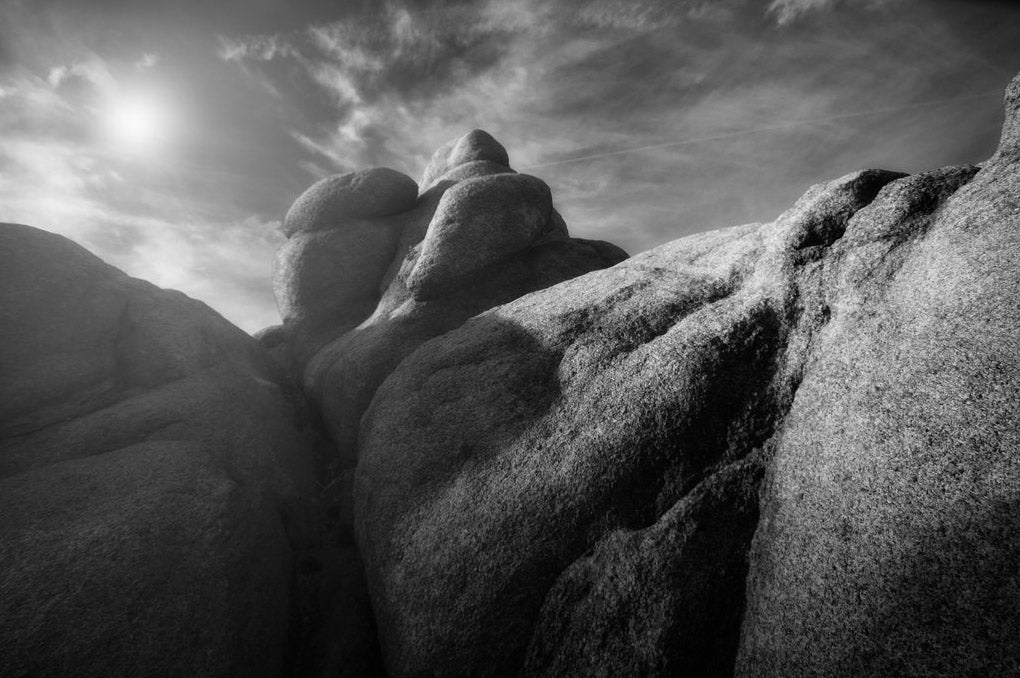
<box><xmin>0</xmin><ymin>224</ymin><xmax>322</xmax><ymax>676</ymax></box>
<box><xmin>275</xmin><ymin>129</ymin><xmax>626</xmax><ymax>465</ymax></box>
<box><xmin>2</xmin><ymin>73</ymin><xmax>1019</xmax><ymax>678</ymax></box>
<box><xmin>354</xmin><ymin>75</ymin><xmax>1020</xmax><ymax>677</ymax></box>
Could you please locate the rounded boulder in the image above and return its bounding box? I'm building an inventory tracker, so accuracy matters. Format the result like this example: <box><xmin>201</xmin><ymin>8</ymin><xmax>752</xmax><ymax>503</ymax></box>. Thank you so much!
<box><xmin>419</xmin><ymin>130</ymin><xmax>510</xmax><ymax>192</ymax></box>
<box><xmin>405</xmin><ymin>173</ymin><xmax>556</xmax><ymax>300</ymax></box>
<box><xmin>283</xmin><ymin>168</ymin><xmax>418</xmax><ymax>238</ymax></box>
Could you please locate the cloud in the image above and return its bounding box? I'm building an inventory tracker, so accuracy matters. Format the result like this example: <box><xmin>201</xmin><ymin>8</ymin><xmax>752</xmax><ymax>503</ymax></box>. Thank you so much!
<box><xmin>219</xmin><ymin>1</ymin><xmax>715</xmax><ymax>172</ymax></box>
<box><xmin>46</xmin><ymin>56</ymin><xmax>116</xmax><ymax>95</ymax></box>
<box><xmin>767</xmin><ymin>0</ymin><xmax>902</xmax><ymax>25</ymax></box>
<box><xmin>123</xmin><ymin>213</ymin><xmax>285</xmax><ymax>332</ymax></box>
<box><xmin>4</xmin><ymin>0</ymin><xmax>1019</xmax><ymax>334</ymax></box>
<box><xmin>217</xmin><ymin>1</ymin><xmax>528</xmax><ymax>173</ymax></box>
<box><xmin>135</xmin><ymin>52</ymin><xmax>160</xmax><ymax>70</ymax></box>
<box><xmin>218</xmin><ymin>33</ymin><xmax>297</xmax><ymax>62</ymax></box>
<box><xmin>210</xmin><ymin>0</ymin><xmax>1018</xmax><ymax>262</ymax></box>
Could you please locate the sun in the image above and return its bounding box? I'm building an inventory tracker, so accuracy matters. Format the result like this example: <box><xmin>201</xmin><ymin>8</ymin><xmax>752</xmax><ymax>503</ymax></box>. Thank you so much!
<box><xmin>104</xmin><ymin>91</ymin><xmax>168</xmax><ymax>150</ymax></box>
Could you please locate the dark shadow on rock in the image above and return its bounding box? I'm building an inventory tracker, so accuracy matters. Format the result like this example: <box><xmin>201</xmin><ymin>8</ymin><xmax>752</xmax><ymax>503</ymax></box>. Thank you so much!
<box><xmin>354</xmin><ymin>279</ymin><xmax>794</xmax><ymax>677</ymax></box>
<box><xmin>524</xmin><ymin>455</ymin><xmax>765</xmax><ymax>678</ymax></box>
<box><xmin>287</xmin><ymin>545</ymin><xmax>388</xmax><ymax>678</ymax></box>
<box><xmin>308</xmin><ymin>237</ymin><xmax>625</xmax><ymax>469</ymax></box>
<box><xmin>827</xmin><ymin>498</ymin><xmax>1020</xmax><ymax>677</ymax></box>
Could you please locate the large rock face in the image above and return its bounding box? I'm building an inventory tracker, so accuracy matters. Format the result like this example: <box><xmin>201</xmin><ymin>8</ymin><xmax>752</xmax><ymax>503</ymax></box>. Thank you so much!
<box><xmin>0</xmin><ymin>224</ymin><xmax>320</xmax><ymax>676</ymax></box>
<box><xmin>352</xmin><ymin>75</ymin><xmax>1020</xmax><ymax>677</ymax></box>
<box><xmin>275</xmin><ymin>129</ymin><xmax>626</xmax><ymax>464</ymax></box>
<box><xmin>736</xmin><ymin>97</ymin><xmax>1020</xmax><ymax>676</ymax></box>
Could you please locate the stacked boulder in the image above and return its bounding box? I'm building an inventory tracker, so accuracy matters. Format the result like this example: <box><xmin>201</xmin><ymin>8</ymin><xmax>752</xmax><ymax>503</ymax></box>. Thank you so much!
<box><xmin>274</xmin><ymin>130</ymin><xmax>627</xmax><ymax>465</ymax></box>
<box><xmin>273</xmin><ymin>167</ymin><xmax>419</xmax><ymax>368</ymax></box>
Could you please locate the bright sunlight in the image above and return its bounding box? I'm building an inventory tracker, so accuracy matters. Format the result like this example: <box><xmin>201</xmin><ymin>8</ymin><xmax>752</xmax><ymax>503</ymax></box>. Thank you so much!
<box><xmin>103</xmin><ymin>91</ymin><xmax>170</xmax><ymax>150</ymax></box>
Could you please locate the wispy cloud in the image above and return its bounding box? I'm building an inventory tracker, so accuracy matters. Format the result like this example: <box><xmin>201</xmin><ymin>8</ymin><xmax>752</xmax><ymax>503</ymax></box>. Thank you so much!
<box><xmin>219</xmin><ymin>0</ymin><xmax>1016</xmax><ymax>255</ymax></box>
<box><xmin>767</xmin><ymin>0</ymin><xmax>902</xmax><ymax>26</ymax></box>
<box><xmin>2</xmin><ymin>0</ymin><xmax>1017</xmax><ymax>333</ymax></box>
<box><xmin>135</xmin><ymin>52</ymin><xmax>160</xmax><ymax>70</ymax></box>
<box><xmin>0</xmin><ymin>50</ymin><xmax>283</xmax><ymax>331</ymax></box>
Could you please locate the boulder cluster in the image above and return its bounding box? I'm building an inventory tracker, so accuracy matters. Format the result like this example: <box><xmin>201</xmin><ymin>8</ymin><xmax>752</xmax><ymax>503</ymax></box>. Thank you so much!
<box><xmin>1</xmin><ymin>74</ymin><xmax>1019</xmax><ymax>677</ymax></box>
<box><xmin>271</xmin><ymin>129</ymin><xmax>625</xmax><ymax>465</ymax></box>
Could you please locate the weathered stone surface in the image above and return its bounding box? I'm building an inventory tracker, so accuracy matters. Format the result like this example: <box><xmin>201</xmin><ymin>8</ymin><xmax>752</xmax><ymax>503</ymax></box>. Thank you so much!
<box><xmin>273</xmin><ymin>216</ymin><xmax>404</xmax><ymax>368</ymax></box>
<box><xmin>306</xmin><ymin>234</ymin><xmax>626</xmax><ymax>464</ymax></box>
<box><xmin>735</xmin><ymin>112</ymin><xmax>1020</xmax><ymax>676</ymax></box>
<box><xmin>253</xmin><ymin>324</ymin><xmax>288</xmax><ymax>370</ymax></box>
<box><xmin>253</xmin><ymin>322</ymin><xmax>286</xmax><ymax>344</ymax></box>
<box><xmin>419</xmin><ymin>129</ymin><xmax>510</xmax><ymax>192</ymax></box>
<box><xmin>351</xmin><ymin>175</ymin><xmax>834</xmax><ymax>674</ymax></box>
<box><xmin>0</xmin><ymin>224</ymin><xmax>319</xmax><ymax>676</ymax></box>
<box><xmin>524</xmin><ymin>456</ymin><xmax>764</xmax><ymax>677</ymax></box>
<box><xmin>1</xmin><ymin>442</ymin><xmax>292</xmax><ymax>677</ymax></box>
<box><xmin>351</xmin><ymin>74</ymin><xmax>1020</xmax><ymax>677</ymax></box>
<box><xmin>406</xmin><ymin>173</ymin><xmax>558</xmax><ymax>300</ymax></box>
<box><xmin>272</xmin><ymin>130</ymin><xmax>626</xmax><ymax>467</ymax></box>
<box><xmin>282</xmin><ymin>168</ymin><xmax>418</xmax><ymax>237</ymax></box>
<box><xmin>999</xmin><ymin>70</ymin><xmax>1020</xmax><ymax>161</ymax></box>
<box><xmin>429</xmin><ymin>159</ymin><xmax>516</xmax><ymax>188</ymax></box>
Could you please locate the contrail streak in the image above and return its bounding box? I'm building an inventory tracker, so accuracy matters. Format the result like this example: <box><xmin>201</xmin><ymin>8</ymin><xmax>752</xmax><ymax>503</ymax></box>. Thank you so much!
<box><xmin>520</xmin><ymin>91</ymin><xmax>1002</xmax><ymax>170</ymax></box>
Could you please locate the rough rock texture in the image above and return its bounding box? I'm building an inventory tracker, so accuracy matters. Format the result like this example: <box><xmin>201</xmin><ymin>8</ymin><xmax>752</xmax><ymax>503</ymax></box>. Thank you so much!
<box><xmin>419</xmin><ymin>129</ymin><xmax>510</xmax><ymax>192</ymax></box>
<box><xmin>525</xmin><ymin>456</ymin><xmax>765</xmax><ymax>677</ymax></box>
<box><xmin>352</xmin><ymin>74</ymin><xmax>1020</xmax><ymax>677</ymax></box>
<box><xmin>406</xmin><ymin>173</ymin><xmax>558</xmax><ymax>299</ymax></box>
<box><xmin>735</xmin><ymin>93</ymin><xmax>1020</xmax><ymax>676</ymax></box>
<box><xmin>273</xmin><ymin>215</ymin><xmax>405</xmax><ymax>368</ymax></box>
<box><xmin>0</xmin><ymin>224</ymin><xmax>324</xmax><ymax>676</ymax></box>
<box><xmin>282</xmin><ymin>167</ymin><xmax>418</xmax><ymax>237</ymax></box>
<box><xmin>272</xmin><ymin>167</ymin><xmax>423</xmax><ymax>369</ymax></box>
<box><xmin>275</xmin><ymin>129</ymin><xmax>626</xmax><ymax>465</ymax></box>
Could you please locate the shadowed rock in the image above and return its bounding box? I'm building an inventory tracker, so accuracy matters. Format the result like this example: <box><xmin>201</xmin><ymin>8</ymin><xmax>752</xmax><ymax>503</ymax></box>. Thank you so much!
<box><xmin>429</xmin><ymin>159</ymin><xmax>516</xmax><ymax>187</ymax></box>
<box><xmin>273</xmin><ymin>215</ymin><xmax>405</xmax><ymax>368</ymax></box>
<box><xmin>273</xmin><ymin>168</ymin><xmax>420</xmax><ymax>368</ymax></box>
<box><xmin>524</xmin><ymin>456</ymin><xmax>764</xmax><ymax>677</ymax></box>
<box><xmin>0</xmin><ymin>223</ymin><xmax>321</xmax><ymax>676</ymax></box>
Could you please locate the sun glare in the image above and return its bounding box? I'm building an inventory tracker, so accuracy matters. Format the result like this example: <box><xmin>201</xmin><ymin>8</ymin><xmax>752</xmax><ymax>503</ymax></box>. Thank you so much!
<box><xmin>104</xmin><ymin>91</ymin><xmax>169</xmax><ymax>150</ymax></box>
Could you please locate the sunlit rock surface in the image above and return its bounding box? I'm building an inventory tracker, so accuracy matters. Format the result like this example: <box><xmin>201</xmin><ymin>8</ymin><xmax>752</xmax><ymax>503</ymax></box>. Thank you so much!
<box><xmin>353</xmin><ymin>75</ymin><xmax>1020</xmax><ymax>677</ymax></box>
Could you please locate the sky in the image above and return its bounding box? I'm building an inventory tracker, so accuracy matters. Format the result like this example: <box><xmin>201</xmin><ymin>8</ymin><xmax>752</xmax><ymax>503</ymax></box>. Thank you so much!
<box><xmin>1</xmin><ymin>0</ymin><xmax>1019</xmax><ymax>332</ymax></box>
